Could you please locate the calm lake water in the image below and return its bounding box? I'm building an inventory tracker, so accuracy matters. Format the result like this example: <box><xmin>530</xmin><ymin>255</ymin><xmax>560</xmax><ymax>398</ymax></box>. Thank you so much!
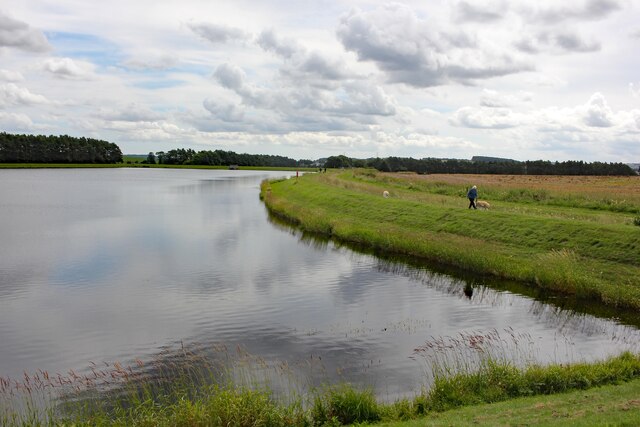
<box><xmin>1</xmin><ymin>168</ymin><xmax>639</xmax><ymax>399</ymax></box>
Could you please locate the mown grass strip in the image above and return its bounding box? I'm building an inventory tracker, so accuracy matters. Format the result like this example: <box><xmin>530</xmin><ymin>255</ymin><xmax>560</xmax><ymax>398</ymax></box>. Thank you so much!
<box><xmin>377</xmin><ymin>377</ymin><xmax>640</xmax><ymax>427</ymax></box>
<box><xmin>261</xmin><ymin>172</ymin><xmax>640</xmax><ymax>309</ymax></box>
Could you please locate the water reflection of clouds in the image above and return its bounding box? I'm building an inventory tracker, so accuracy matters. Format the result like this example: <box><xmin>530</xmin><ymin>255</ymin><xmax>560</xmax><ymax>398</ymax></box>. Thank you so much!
<box><xmin>1</xmin><ymin>168</ymin><xmax>639</xmax><ymax>401</ymax></box>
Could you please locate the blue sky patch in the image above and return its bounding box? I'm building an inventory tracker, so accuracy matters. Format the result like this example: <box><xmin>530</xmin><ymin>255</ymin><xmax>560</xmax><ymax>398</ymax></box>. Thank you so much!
<box><xmin>46</xmin><ymin>31</ymin><xmax>124</xmax><ymax>68</ymax></box>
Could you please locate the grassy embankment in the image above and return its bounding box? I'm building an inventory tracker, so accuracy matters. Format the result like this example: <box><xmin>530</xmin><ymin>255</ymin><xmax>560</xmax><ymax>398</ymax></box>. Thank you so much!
<box><xmin>261</xmin><ymin>170</ymin><xmax>640</xmax><ymax>310</ymax></box>
<box><xmin>3</xmin><ymin>352</ymin><xmax>640</xmax><ymax>426</ymax></box>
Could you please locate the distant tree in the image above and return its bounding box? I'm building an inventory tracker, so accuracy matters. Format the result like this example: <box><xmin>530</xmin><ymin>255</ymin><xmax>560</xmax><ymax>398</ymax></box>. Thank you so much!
<box><xmin>0</xmin><ymin>132</ymin><xmax>122</xmax><ymax>163</ymax></box>
<box><xmin>325</xmin><ymin>155</ymin><xmax>352</xmax><ymax>168</ymax></box>
<box><xmin>145</xmin><ymin>152</ymin><xmax>156</xmax><ymax>164</ymax></box>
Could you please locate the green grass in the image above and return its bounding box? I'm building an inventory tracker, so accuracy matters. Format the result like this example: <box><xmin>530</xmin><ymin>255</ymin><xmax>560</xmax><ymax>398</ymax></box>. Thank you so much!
<box><xmin>4</xmin><ymin>352</ymin><xmax>640</xmax><ymax>426</ymax></box>
<box><xmin>377</xmin><ymin>378</ymin><xmax>640</xmax><ymax>427</ymax></box>
<box><xmin>261</xmin><ymin>171</ymin><xmax>640</xmax><ymax>310</ymax></box>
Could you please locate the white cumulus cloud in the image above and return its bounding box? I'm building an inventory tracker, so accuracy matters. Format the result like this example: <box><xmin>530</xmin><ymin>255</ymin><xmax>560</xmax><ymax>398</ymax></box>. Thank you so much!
<box><xmin>337</xmin><ymin>3</ymin><xmax>532</xmax><ymax>87</ymax></box>
<box><xmin>41</xmin><ymin>57</ymin><xmax>96</xmax><ymax>80</ymax></box>
<box><xmin>0</xmin><ymin>83</ymin><xmax>49</xmax><ymax>107</ymax></box>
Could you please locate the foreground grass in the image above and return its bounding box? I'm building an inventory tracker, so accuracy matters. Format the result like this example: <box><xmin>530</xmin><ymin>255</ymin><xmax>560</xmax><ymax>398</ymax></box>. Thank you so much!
<box><xmin>4</xmin><ymin>352</ymin><xmax>640</xmax><ymax>426</ymax></box>
<box><xmin>379</xmin><ymin>378</ymin><xmax>640</xmax><ymax>427</ymax></box>
<box><xmin>261</xmin><ymin>171</ymin><xmax>640</xmax><ymax>310</ymax></box>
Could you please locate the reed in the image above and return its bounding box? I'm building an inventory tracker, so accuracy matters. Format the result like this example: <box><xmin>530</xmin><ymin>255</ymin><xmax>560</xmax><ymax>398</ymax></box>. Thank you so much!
<box><xmin>3</xmin><ymin>346</ymin><xmax>640</xmax><ymax>426</ymax></box>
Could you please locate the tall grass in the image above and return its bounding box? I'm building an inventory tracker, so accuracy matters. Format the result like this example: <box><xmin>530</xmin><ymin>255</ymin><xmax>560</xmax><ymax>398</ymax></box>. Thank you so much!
<box><xmin>0</xmin><ymin>350</ymin><xmax>640</xmax><ymax>427</ymax></box>
<box><xmin>3</xmin><ymin>346</ymin><xmax>640</xmax><ymax>426</ymax></box>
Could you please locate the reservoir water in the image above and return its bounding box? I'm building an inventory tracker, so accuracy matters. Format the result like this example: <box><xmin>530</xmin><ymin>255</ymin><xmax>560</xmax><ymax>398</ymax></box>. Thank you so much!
<box><xmin>1</xmin><ymin>168</ymin><xmax>638</xmax><ymax>399</ymax></box>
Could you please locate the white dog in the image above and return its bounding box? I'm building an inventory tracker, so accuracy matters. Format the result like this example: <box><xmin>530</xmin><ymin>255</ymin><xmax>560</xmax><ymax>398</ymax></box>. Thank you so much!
<box><xmin>476</xmin><ymin>200</ymin><xmax>490</xmax><ymax>209</ymax></box>
<box><xmin>383</xmin><ymin>190</ymin><xmax>390</xmax><ymax>198</ymax></box>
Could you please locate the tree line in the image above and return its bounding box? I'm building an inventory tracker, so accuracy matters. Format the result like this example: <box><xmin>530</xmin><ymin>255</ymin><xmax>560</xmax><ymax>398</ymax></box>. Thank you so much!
<box><xmin>0</xmin><ymin>132</ymin><xmax>122</xmax><ymax>164</ymax></box>
<box><xmin>148</xmin><ymin>148</ymin><xmax>314</xmax><ymax>168</ymax></box>
<box><xmin>324</xmin><ymin>155</ymin><xmax>637</xmax><ymax>176</ymax></box>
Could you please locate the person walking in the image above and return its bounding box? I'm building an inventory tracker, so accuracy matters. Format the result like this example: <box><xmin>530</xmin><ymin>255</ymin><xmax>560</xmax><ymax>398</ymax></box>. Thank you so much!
<box><xmin>467</xmin><ymin>185</ymin><xmax>478</xmax><ymax>209</ymax></box>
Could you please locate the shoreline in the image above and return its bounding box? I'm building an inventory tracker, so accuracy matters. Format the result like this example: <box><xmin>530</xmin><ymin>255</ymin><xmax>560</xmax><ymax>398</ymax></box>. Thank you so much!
<box><xmin>260</xmin><ymin>170</ymin><xmax>640</xmax><ymax>310</ymax></box>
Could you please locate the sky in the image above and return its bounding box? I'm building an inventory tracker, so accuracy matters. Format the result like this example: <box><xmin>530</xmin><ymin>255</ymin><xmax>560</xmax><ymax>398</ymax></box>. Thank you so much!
<box><xmin>1</xmin><ymin>0</ymin><xmax>639</xmax><ymax>162</ymax></box>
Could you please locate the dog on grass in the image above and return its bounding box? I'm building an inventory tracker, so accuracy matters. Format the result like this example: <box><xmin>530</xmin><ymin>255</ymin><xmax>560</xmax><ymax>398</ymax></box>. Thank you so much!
<box><xmin>476</xmin><ymin>200</ymin><xmax>490</xmax><ymax>210</ymax></box>
<box><xmin>383</xmin><ymin>190</ymin><xmax>390</xmax><ymax>198</ymax></box>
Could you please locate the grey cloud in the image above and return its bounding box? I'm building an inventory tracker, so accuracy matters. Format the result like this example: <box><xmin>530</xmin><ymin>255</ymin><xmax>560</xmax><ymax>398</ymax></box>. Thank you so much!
<box><xmin>455</xmin><ymin>1</ymin><xmax>506</xmax><ymax>22</ymax></box>
<box><xmin>257</xmin><ymin>29</ymin><xmax>354</xmax><ymax>82</ymax></box>
<box><xmin>555</xmin><ymin>33</ymin><xmax>600</xmax><ymax>52</ymax></box>
<box><xmin>523</xmin><ymin>0</ymin><xmax>621</xmax><ymax>24</ymax></box>
<box><xmin>337</xmin><ymin>4</ymin><xmax>531</xmax><ymax>87</ymax></box>
<box><xmin>257</xmin><ymin>29</ymin><xmax>299</xmax><ymax>58</ymax></box>
<box><xmin>515</xmin><ymin>31</ymin><xmax>600</xmax><ymax>54</ymax></box>
<box><xmin>0</xmin><ymin>12</ymin><xmax>50</xmax><ymax>52</ymax></box>
<box><xmin>203</xmin><ymin>99</ymin><xmax>245</xmax><ymax>122</ymax></box>
<box><xmin>209</xmin><ymin>61</ymin><xmax>395</xmax><ymax>134</ymax></box>
<box><xmin>97</xmin><ymin>103</ymin><xmax>164</xmax><ymax>122</ymax></box>
<box><xmin>188</xmin><ymin>22</ymin><xmax>249</xmax><ymax>44</ymax></box>
<box><xmin>213</xmin><ymin>63</ymin><xmax>245</xmax><ymax>90</ymax></box>
<box><xmin>296</xmin><ymin>52</ymin><xmax>352</xmax><ymax>81</ymax></box>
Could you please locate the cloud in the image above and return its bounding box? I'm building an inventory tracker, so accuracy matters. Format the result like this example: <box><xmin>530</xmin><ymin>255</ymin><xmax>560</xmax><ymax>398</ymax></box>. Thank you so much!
<box><xmin>450</xmin><ymin>106</ymin><xmax>523</xmax><ymax>129</ymax></box>
<box><xmin>41</xmin><ymin>57</ymin><xmax>96</xmax><ymax>80</ymax></box>
<box><xmin>480</xmin><ymin>89</ymin><xmax>533</xmax><ymax>107</ymax></box>
<box><xmin>0</xmin><ymin>83</ymin><xmax>49</xmax><ymax>107</ymax></box>
<box><xmin>207</xmin><ymin>58</ymin><xmax>396</xmax><ymax>135</ymax></box>
<box><xmin>455</xmin><ymin>0</ymin><xmax>507</xmax><ymax>22</ymax></box>
<box><xmin>337</xmin><ymin>4</ymin><xmax>532</xmax><ymax>87</ymax></box>
<box><xmin>257</xmin><ymin>29</ymin><xmax>354</xmax><ymax>82</ymax></box>
<box><xmin>0</xmin><ymin>12</ymin><xmax>50</xmax><ymax>52</ymax></box>
<box><xmin>257</xmin><ymin>29</ymin><xmax>299</xmax><ymax>59</ymax></box>
<box><xmin>122</xmin><ymin>54</ymin><xmax>179</xmax><ymax>71</ymax></box>
<box><xmin>202</xmin><ymin>99</ymin><xmax>245</xmax><ymax>122</ymax></box>
<box><xmin>187</xmin><ymin>22</ymin><xmax>250</xmax><ymax>44</ymax></box>
<box><xmin>630</xmin><ymin>83</ymin><xmax>640</xmax><ymax>98</ymax></box>
<box><xmin>213</xmin><ymin>63</ymin><xmax>245</xmax><ymax>91</ymax></box>
<box><xmin>334</xmin><ymin>81</ymin><xmax>396</xmax><ymax>116</ymax></box>
<box><xmin>523</xmin><ymin>0</ymin><xmax>621</xmax><ymax>24</ymax></box>
<box><xmin>582</xmin><ymin>92</ymin><xmax>614</xmax><ymax>127</ymax></box>
<box><xmin>0</xmin><ymin>69</ymin><xmax>24</xmax><ymax>82</ymax></box>
<box><xmin>0</xmin><ymin>112</ymin><xmax>34</xmax><ymax>130</ymax></box>
<box><xmin>96</xmin><ymin>103</ymin><xmax>164</xmax><ymax>122</ymax></box>
<box><xmin>515</xmin><ymin>31</ymin><xmax>600</xmax><ymax>54</ymax></box>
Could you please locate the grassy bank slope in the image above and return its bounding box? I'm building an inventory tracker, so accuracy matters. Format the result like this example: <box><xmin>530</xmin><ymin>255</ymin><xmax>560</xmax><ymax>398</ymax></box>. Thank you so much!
<box><xmin>379</xmin><ymin>377</ymin><xmax>640</xmax><ymax>427</ymax></box>
<box><xmin>261</xmin><ymin>171</ymin><xmax>640</xmax><ymax>309</ymax></box>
